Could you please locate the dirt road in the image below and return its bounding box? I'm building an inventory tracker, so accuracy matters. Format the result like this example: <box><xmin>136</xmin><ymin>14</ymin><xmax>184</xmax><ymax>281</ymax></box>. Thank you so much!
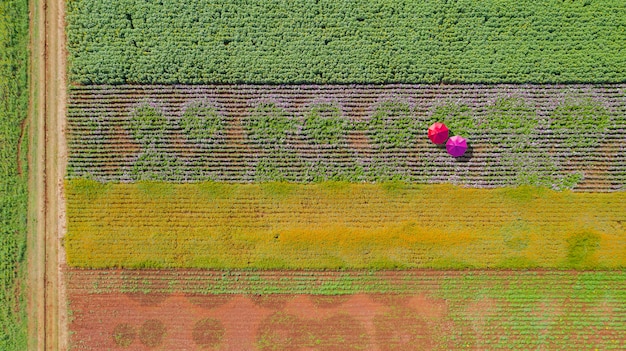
<box><xmin>28</xmin><ymin>0</ymin><xmax>68</xmax><ymax>349</ymax></box>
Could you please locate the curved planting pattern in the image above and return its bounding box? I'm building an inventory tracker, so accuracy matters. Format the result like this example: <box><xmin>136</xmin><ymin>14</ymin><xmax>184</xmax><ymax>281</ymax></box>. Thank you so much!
<box><xmin>67</xmin><ymin>84</ymin><xmax>626</xmax><ymax>190</ymax></box>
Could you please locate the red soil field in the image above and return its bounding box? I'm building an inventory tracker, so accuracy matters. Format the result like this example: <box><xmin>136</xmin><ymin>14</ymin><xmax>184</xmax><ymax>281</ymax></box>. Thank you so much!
<box><xmin>69</xmin><ymin>292</ymin><xmax>462</xmax><ymax>350</ymax></box>
<box><xmin>67</xmin><ymin>269</ymin><xmax>626</xmax><ymax>350</ymax></box>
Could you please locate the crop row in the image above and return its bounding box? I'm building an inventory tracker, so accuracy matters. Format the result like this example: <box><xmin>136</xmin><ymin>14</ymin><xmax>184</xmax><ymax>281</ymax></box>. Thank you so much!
<box><xmin>66</xmin><ymin>269</ymin><xmax>626</xmax><ymax>298</ymax></box>
<box><xmin>0</xmin><ymin>0</ymin><xmax>29</xmax><ymax>349</ymax></box>
<box><xmin>65</xmin><ymin>180</ymin><xmax>626</xmax><ymax>269</ymax></box>
<box><xmin>67</xmin><ymin>84</ymin><xmax>626</xmax><ymax>190</ymax></box>
<box><xmin>66</xmin><ymin>0</ymin><xmax>626</xmax><ymax>84</ymax></box>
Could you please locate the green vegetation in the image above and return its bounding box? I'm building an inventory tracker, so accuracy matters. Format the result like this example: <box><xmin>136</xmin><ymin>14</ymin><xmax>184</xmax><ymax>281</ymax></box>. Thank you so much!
<box><xmin>425</xmin><ymin>102</ymin><xmax>476</xmax><ymax>136</ymax></box>
<box><xmin>0</xmin><ymin>0</ymin><xmax>29</xmax><ymax>348</ymax></box>
<box><xmin>66</xmin><ymin>0</ymin><xmax>626</xmax><ymax>84</ymax></box>
<box><xmin>551</xmin><ymin>98</ymin><xmax>611</xmax><ymax>150</ymax></box>
<box><xmin>131</xmin><ymin>148</ymin><xmax>183</xmax><ymax>181</ymax></box>
<box><xmin>368</xmin><ymin>101</ymin><xmax>416</xmax><ymax>148</ymax></box>
<box><xmin>180</xmin><ymin>100</ymin><xmax>224</xmax><ymax>145</ymax></box>
<box><xmin>485</xmin><ymin>97</ymin><xmax>539</xmax><ymax>150</ymax></box>
<box><xmin>243</xmin><ymin>103</ymin><xmax>295</xmax><ymax>146</ymax></box>
<box><xmin>129</xmin><ymin>103</ymin><xmax>167</xmax><ymax>146</ymax></box>
<box><xmin>67</xmin><ymin>85</ymin><xmax>625</xmax><ymax>189</ymax></box>
<box><xmin>303</xmin><ymin>103</ymin><xmax>348</xmax><ymax>146</ymax></box>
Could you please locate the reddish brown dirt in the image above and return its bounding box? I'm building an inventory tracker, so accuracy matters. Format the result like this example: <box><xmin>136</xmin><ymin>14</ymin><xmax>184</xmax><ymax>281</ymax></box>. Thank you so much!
<box><xmin>111</xmin><ymin>323</ymin><xmax>135</xmax><ymax>347</ymax></box>
<box><xmin>68</xmin><ymin>292</ymin><xmax>465</xmax><ymax>350</ymax></box>
<box><xmin>192</xmin><ymin>318</ymin><xmax>225</xmax><ymax>348</ymax></box>
<box><xmin>138</xmin><ymin>319</ymin><xmax>167</xmax><ymax>348</ymax></box>
<box><xmin>248</xmin><ymin>294</ymin><xmax>293</xmax><ymax>310</ymax></box>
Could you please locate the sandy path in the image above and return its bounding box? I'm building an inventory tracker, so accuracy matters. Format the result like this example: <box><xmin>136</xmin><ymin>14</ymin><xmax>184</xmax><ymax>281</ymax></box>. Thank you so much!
<box><xmin>46</xmin><ymin>0</ymin><xmax>69</xmax><ymax>348</ymax></box>
<box><xmin>26</xmin><ymin>0</ymin><xmax>46</xmax><ymax>348</ymax></box>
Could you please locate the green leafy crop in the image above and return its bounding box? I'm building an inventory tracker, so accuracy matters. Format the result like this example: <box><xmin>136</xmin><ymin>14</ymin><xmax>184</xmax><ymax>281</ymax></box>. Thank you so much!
<box><xmin>485</xmin><ymin>97</ymin><xmax>538</xmax><ymax>151</ymax></box>
<box><xmin>303</xmin><ymin>103</ymin><xmax>348</xmax><ymax>146</ymax></box>
<box><xmin>368</xmin><ymin>101</ymin><xmax>416</xmax><ymax>149</ymax></box>
<box><xmin>66</xmin><ymin>0</ymin><xmax>626</xmax><ymax>84</ymax></box>
<box><xmin>244</xmin><ymin>103</ymin><xmax>295</xmax><ymax>146</ymax></box>
<box><xmin>180</xmin><ymin>100</ymin><xmax>224</xmax><ymax>145</ymax></box>
<box><xmin>550</xmin><ymin>99</ymin><xmax>611</xmax><ymax>150</ymax></box>
<box><xmin>129</xmin><ymin>104</ymin><xmax>167</xmax><ymax>146</ymax></box>
<box><xmin>426</xmin><ymin>102</ymin><xmax>476</xmax><ymax>136</ymax></box>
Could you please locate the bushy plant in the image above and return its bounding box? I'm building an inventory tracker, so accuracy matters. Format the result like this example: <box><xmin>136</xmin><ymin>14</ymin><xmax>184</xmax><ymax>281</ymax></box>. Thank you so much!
<box><xmin>67</xmin><ymin>0</ymin><xmax>626</xmax><ymax>84</ymax></box>
<box><xmin>303</xmin><ymin>103</ymin><xmax>348</xmax><ymax>145</ymax></box>
<box><xmin>368</xmin><ymin>100</ymin><xmax>416</xmax><ymax>149</ymax></box>
<box><xmin>550</xmin><ymin>99</ymin><xmax>610</xmax><ymax>150</ymax></box>
<box><xmin>180</xmin><ymin>100</ymin><xmax>224</xmax><ymax>145</ymax></box>
<box><xmin>129</xmin><ymin>103</ymin><xmax>167</xmax><ymax>146</ymax></box>
<box><xmin>484</xmin><ymin>97</ymin><xmax>538</xmax><ymax>151</ymax></box>
<box><xmin>131</xmin><ymin>149</ymin><xmax>183</xmax><ymax>181</ymax></box>
<box><xmin>426</xmin><ymin>102</ymin><xmax>476</xmax><ymax>136</ymax></box>
<box><xmin>244</xmin><ymin>102</ymin><xmax>295</xmax><ymax>146</ymax></box>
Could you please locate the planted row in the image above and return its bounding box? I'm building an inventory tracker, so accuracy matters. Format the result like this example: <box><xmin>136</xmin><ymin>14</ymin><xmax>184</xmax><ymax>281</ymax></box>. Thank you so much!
<box><xmin>72</xmin><ymin>95</ymin><xmax>616</xmax><ymax>150</ymax></box>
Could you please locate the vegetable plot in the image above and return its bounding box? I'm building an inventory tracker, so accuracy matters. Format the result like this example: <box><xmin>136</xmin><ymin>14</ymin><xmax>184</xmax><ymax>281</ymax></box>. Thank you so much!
<box><xmin>0</xmin><ymin>0</ymin><xmax>29</xmax><ymax>349</ymax></box>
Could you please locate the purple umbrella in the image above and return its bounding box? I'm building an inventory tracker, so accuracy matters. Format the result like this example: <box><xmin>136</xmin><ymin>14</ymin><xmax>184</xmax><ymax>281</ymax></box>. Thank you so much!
<box><xmin>446</xmin><ymin>135</ymin><xmax>468</xmax><ymax>157</ymax></box>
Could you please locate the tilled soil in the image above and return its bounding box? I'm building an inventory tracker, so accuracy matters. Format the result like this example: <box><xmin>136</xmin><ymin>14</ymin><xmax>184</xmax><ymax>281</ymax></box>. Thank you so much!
<box><xmin>67</xmin><ymin>269</ymin><xmax>626</xmax><ymax>350</ymax></box>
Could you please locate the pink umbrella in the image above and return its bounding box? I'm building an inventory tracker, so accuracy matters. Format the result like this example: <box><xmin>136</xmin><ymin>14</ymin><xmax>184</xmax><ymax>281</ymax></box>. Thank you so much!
<box><xmin>446</xmin><ymin>135</ymin><xmax>467</xmax><ymax>157</ymax></box>
<box><xmin>427</xmin><ymin>122</ymin><xmax>449</xmax><ymax>144</ymax></box>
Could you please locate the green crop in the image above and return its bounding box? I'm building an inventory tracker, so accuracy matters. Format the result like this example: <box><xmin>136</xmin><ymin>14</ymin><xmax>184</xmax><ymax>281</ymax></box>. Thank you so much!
<box><xmin>66</xmin><ymin>0</ymin><xmax>626</xmax><ymax>84</ymax></box>
<box><xmin>425</xmin><ymin>102</ymin><xmax>476</xmax><ymax>137</ymax></box>
<box><xmin>244</xmin><ymin>103</ymin><xmax>295</xmax><ymax>146</ymax></box>
<box><xmin>303</xmin><ymin>103</ymin><xmax>348</xmax><ymax>146</ymax></box>
<box><xmin>129</xmin><ymin>103</ymin><xmax>167</xmax><ymax>146</ymax></box>
<box><xmin>368</xmin><ymin>100</ymin><xmax>416</xmax><ymax>149</ymax></box>
<box><xmin>180</xmin><ymin>100</ymin><xmax>224</xmax><ymax>145</ymax></box>
<box><xmin>0</xmin><ymin>0</ymin><xmax>29</xmax><ymax>349</ymax></box>
<box><xmin>550</xmin><ymin>98</ymin><xmax>611</xmax><ymax>150</ymax></box>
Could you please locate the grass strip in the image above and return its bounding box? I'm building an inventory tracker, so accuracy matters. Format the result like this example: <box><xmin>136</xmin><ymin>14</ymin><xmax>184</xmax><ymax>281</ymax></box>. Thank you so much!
<box><xmin>0</xmin><ymin>0</ymin><xmax>29</xmax><ymax>348</ymax></box>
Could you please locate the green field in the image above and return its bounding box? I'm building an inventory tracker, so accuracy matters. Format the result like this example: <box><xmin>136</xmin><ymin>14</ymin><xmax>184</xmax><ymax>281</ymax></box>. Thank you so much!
<box><xmin>66</xmin><ymin>0</ymin><xmax>626</xmax><ymax>84</ymax></box>
<box><xmin>0</xmin><ymin>0</ymin><xmax>29</xmax><ymax>349</ymax></box>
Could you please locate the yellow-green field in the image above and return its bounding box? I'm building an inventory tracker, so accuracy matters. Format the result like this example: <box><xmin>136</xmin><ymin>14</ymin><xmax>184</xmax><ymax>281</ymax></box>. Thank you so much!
<box><xmin>66</xmin><ymin>180</ymin><xmax>625</xmax><ymax>269</ymax></box>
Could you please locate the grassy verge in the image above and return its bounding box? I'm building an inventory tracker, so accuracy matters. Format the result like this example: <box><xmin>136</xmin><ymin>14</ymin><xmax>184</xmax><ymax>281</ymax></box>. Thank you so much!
<box><xmin>66</xmin><ymin>0</ymin><xmax>626</xmax><ymax>84</ymax></box>
<box><xmin>0</xmin><ymin>0</ymin><xmax>29</xmax><ymax>348</ymax></box>
<box><xmin>66</xmin><ymin>180</ymin><xmax>626</xmax><ymax>269</ymax></box>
